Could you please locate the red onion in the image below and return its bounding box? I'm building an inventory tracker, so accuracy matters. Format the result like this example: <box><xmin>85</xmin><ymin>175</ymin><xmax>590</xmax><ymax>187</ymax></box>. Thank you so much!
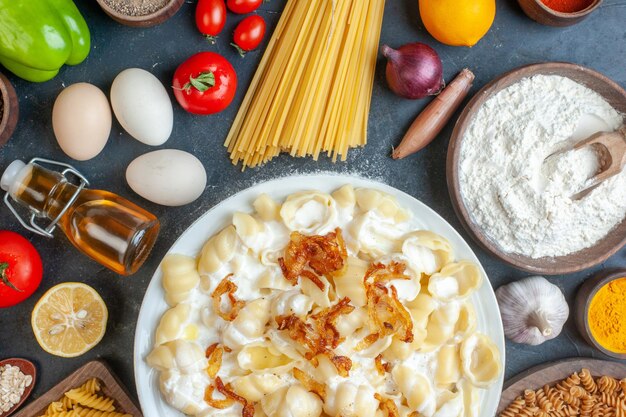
<box><xmin>382</xmin><ymin>43</ymin><xmax>444</xmax><ymax>99</ymax></box>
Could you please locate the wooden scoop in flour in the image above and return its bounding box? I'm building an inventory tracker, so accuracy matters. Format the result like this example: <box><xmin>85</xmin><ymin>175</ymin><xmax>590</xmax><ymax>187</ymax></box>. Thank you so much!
<box><xmin>556</xmin><ymin>124</ymin><xmax>626</xmax><ymax>199</ymax></box>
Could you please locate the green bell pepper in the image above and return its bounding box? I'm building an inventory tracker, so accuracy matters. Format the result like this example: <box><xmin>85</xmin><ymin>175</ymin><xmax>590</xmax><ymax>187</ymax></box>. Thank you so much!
<box><xmin>0</xmin><ymin>0</ymin><xmax>91</xmax><ymax>82</ymax></box>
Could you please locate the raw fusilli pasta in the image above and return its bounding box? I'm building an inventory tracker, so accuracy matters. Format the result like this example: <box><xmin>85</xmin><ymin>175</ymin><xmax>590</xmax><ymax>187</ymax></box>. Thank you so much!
<box><xmin>499</xmin><ymin>369</ymin><xmax>625</xmax><ymax>417</ymax></box>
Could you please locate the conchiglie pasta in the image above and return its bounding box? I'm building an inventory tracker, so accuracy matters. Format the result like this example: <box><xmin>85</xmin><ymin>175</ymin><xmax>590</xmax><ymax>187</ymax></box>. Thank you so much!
<box><xmin>392</xmin><ymin>366</ymin><xmax>436</xmax><ymax>417</ymax></box>
<box><xmin>261</xmin><ymin>384</ymin><xmax>323</xmax><ymax>417</ymax></box>
<box><xmin>233</xmin><ymin>212</ymin><xmax>267</xmax><ymax>253</ymax></box>
<box><xmin>435</xmin><ymin>344</ymin><xmax>462</xmax><ymax>387</ymax></box>
<box><xmin>237</xmin><ymin>343</ymin><xmax>293</xmax><ymax>373</ymax></box>
<box><xmin>155</xmin><ymin>303</ymin><xmax>191</xmax><ymax>346</ymax></box>
<box><xmin>223</xmin><ymin>298</ymin><xmax>271</xmax><ymax>349</ymax></box>
<box><xmin>355</xmin><ymin>188</ymin><xmax>410</xmax><ymax>223</ymax></box>
<box><xmin>198</xmin><ymin>225</ymin><xmax>238</xmax><ymax>274</ymax></box>
<box><xmin>433</xmin><ymin>389</ymin><xmax>463</xmax><ymax>417</ymax></box>
<box><xmin>254</xmin><ymin>193</ymin><xmax>281</xmax><ymax>221</ymax></box>
<box><xmin>161</xmin><ymin>254</ymin><xmax>200</xmax><ymax>306</ymax></box>
<box><xmin>146</xmin><ymin>339</ymin><xmax>206</xmax><ymax>373</ymax></box>
<box><xmin>459</xmin><ymin>379</ymin><xmax>480</xmax><ymax>417</ymax></box>
<box><xmin>428</xmin><ymin>261</ymin><xmax>483</xmax><ymax>301</ymax></box>
<box><xmin>453</xmin><ymin>302</ymin><xmax>477</xmax><ymax>342</ymax></box>
<box><xmin>271</xmin><ymin>289</ymin><xmax>313</xmax><ymax>318</ymax></box>
<box><xmin>323</xmin><ymin>382</ymin><xmax>379</xmax><ymax>417</ymax></box>
<box><xmin>231</xmin><ymin>373</ymin><xmax>285</xmax><ymax>402</ymax></box>
<box><xmin>333</xmin><ymin>256</ymin><xmax>368</xmax><ymax>307</ymax></box>
<box><xmin>402</xmin><ymin>231</ymin><xmax>454</xmax><ymax>275</ymax></box>
<box><xmin>280</xmin><ymin>191</ymin><xmax>338</xmax><ymax>235</ymax></box>
<box><xmin>461</xmin><ymin>333</ymin><xmax>502</xmax><ymax>387</ymax></box>
<box><xmin>335</xmin><ymin>307</ymin><xmax>367</xmax><ymax>338</ymax></box>
<box><xmin>423</xmin><ymin>303</ymin><xmax>461</xmax><ymax>351</ymax></box>
<box><xmin>331</xmin><ymin>184</ymin><xmax>356</xmax><ymax>209</ymax></box>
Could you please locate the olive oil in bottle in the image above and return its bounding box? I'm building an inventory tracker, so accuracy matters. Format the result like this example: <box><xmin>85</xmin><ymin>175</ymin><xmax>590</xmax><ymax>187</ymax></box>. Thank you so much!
<box><xmin>1</xmin><ymin>159</ymin><xmax>159</xmax><ymax>275</ymax></box>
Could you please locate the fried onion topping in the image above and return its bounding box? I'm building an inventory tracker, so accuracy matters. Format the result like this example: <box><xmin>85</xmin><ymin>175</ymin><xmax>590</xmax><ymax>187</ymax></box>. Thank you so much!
<box><xmin>278</xmin><ymin>228</ymin><xmax>348</xmax><ymax>290</ymax></box>
<box><xmin>215</xmin><ymin>377</ymin><xmax>255</xmax><ymax>417</ymax></box>
<box><xmin>212</xmin><ymin>274</ymin><xmax>245</xmax><ymax>321</ymax></box>
<box><xmin>374</xmin><ymin>354</ymin><xmax>391</xmax><ymax>376</ymax></box>
<box><xmin>204</xmin><ymin>385</ymin><xmax>234</xmax><ymax>409</ymax></box>
<box><xmin>205</xmin><ymin>343</ymin><xmax>223</xmax><ymax>379</ymax></box>
<box><xmin>293</xmin><ymin>368</ymin><xmax>326</xmax><ymax>399</ymax></box>
<box><xmin>364</xmin><ymin>262</ymin><xmax>414</xmax><ymax>343</ymax></box>
<box><xmin>375</xmin><ymin>393</ymin><xmax>400</xmax><ymax>417</ymax></box>
<box><xmin>275</xmin><ymin>297</ymin><xmax>354</xmax><ymax>375</ymax></box>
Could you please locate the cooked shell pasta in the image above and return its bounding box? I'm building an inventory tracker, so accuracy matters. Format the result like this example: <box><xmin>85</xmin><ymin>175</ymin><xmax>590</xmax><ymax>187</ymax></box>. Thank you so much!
<box><xmin>254</xmin><ymin>193</ymin><xmax>281</xmax><ymax>221</ymax></box>
<box><xmin>460</xmin><ymin>333</ymin><xmax>502</xmax><ymax>387</ymax></box>
<box><xmin>402</xmin><ymin>231</ymin><xmax>454</xmax><ymax>275</ymax></box>
<box><xmin>355</xmin><ymin>188</ymin><xmax>410</xmax><ymax>223</ymax></box>
<box><xmin>161</xmin><ymin>255</ymin><xmax>200</xmax><ymax>306</ymax></box>
<box><xmin>198</xmin><ymin>225</ymin><xmax>238</xmax><ymax>274</ymax></box>
<box><xmin>428</xmin><ymin>261</ymin><xmax>483</xmax><ymax>301</ymax></box>
<box><xmin>155</xmin><ymin>303</ymin><xmax>191</xmax><ymax>345</ymax></box>
<box><xmin>280</xmin><ymin>191</ymin><xmax>338</xmax><ymax>235</ymax></box>
<box><xmin>261</xmin><ymin>385</ymin><xmax>323</xmax><ymax>417</ymax></box>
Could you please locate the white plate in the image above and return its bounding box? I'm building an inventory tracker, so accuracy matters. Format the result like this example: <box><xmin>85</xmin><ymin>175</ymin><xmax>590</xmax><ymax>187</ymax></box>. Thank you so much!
<box><xmin>133</xmin><ymin>174</ymin><xmax>505</xmax><ymax>417</ymax></box>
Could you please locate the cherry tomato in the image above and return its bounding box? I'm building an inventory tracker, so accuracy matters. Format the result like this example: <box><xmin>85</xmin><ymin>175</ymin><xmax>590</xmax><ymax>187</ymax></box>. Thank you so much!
<box><xmin>232</xmin><ymin>15</ymin><xmax>266</xmax><ymax>56</ymax></box>
<box><xmin>226</xmin><ymin>0</ymin><xmax>262</xmax><ymax>14</ymax></box>
<box><xmin>0</xmin><ymin>231</ymin><xmax>43</xmax><ymax>308</ymax></box>
<box><xmin>172</xmin><ymin>52</ymin><xmax>237</xmax><ymax>115</ymax></box>
<box><xmin>196</xmin><ymin>0</ymin><xmax>227</xmax><ymax>43</ymax></box>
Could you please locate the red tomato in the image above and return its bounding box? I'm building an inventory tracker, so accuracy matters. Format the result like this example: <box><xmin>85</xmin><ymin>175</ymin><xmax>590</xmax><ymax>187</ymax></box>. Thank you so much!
<box><xmin>196</xmin><ymin>0</ymin><xmax>227</xmax><ymax>42</ymax></box>
<box><xmin>226</xmin><ymin>0</ymin><xmax>262</xmax><ymax>14</ymax></box>
<box><xmin>172</xmin><ymin>52</ymin><xmax>237</xmax><ymax>115</ymax></box>
<box><xmin>0</xmin><ymin>231</ymin><xmax>43</xmax><ymax>308</ymax></box>
<box><xmin>232</xmin><ymin>15</ymin><xmax>266</xmax><ymax>56</ymax></box>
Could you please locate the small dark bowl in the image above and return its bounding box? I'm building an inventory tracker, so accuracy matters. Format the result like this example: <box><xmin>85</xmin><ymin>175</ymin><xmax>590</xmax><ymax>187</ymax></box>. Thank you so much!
<box><xmin>0</xmin><ymin>358</ymin><xmax>36</xmax><ymax>417</ymax></box>
<box><xmin>96</xmin><ymin>0</ymin><xmax>184</xmax><ymax>27</ymax></box>
<box><xmin>517</xmin><ymin>0</ymin><xmax>602</xmax><ymax>27</ymax></box>
<box><xmin>0</xmin><ymin>72</ymin><xmax>19</xmax><ymax>147</ymax></box>
<box><xmin>575</xmin><ymin>269</ymin><xmax>626</xmax><ymax>360</ymax></box>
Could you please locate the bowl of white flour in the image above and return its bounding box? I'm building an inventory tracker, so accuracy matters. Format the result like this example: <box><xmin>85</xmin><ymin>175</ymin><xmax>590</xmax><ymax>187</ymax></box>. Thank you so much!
<box><xmin>447</xmin><ymin>62</ymin><xmax>626</xmax><ymax>274</ymax></box>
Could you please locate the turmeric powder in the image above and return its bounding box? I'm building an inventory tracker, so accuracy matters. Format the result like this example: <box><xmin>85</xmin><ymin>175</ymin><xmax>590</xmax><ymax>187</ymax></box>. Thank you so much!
<box><xmin>588</xmin><ymin>277</ymin><xmax>626</xmax><ymax>353</ymax></box>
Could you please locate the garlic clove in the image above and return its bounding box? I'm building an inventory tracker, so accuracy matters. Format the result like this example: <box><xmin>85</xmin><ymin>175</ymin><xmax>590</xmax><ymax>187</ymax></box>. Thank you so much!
<box><xmin>495</xmin><ymin>276</ymin><xmax>569</xmax><ymax>346</ymax></box>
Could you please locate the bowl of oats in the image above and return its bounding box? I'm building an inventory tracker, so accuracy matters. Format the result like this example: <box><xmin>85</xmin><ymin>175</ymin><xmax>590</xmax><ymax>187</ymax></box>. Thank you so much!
<box><xmin>0</xmin><ymin>359</ymin><xmax>35</xmax><ymax>417</ymax></box>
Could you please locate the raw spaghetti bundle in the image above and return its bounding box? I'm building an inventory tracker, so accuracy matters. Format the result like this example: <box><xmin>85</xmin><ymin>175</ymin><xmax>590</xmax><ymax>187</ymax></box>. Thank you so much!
<box><xmin>225</xmin><ymin>0</ymin><xmax>385</xmax><ymax>169</ymax></box>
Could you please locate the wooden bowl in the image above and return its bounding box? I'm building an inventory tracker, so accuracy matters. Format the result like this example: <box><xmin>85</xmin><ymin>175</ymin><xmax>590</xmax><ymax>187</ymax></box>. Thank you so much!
<box><xmin>13</xmin><ymin>360</ymin><xmax>142</xmax><ymax>417</ymax></box>
<box><xmin>517</xmin><ymin>0</ymin><xmax>602</xmax><ymax>27</ymax></box>
<box><xmin>575</xmin><ymin>269</ymin><xmax>626</xmax><ymax>360</ymax></box>
<box><xmin>0</xmin><ymin>358</ymin><xmax>36</xmax><ymax>417</ymax></box>
<box><xmin>0</xmin><ymin>72</ymin><xmax>19</xmax><ymax>147</ymax></box>
<box><xmin>96</xmin><ymin>0</ymin><xmax>184</xmax><ymax>27</ymax></box>
<box><xmin>447</xmin><ymin>62</ymin><xmax>626</xmax><ymax>275</ymax></box>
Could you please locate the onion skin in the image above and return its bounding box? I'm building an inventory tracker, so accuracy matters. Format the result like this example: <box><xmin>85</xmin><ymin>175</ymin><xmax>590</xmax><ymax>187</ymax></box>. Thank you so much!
<box><xmin>382</xmin><ymin>43</ymin><xmax>444</xmax><ymax>99</ymax></box>
<box><xmin>393</xmin><ymin>69</ymin><xmax>475</xmax><ymax>160</ymax></box>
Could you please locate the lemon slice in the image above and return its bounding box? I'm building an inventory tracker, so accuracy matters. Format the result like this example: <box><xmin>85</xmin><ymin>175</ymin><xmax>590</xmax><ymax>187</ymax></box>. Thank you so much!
<box><xmin>31</xmin><ymin>282</ymin><xmax>108</xmax><ymax>358</ymax></box>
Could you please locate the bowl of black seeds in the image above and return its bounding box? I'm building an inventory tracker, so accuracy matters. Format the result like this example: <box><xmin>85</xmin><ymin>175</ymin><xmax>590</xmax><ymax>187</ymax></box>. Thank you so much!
<box><xmin>0</xmin><ymin>72</ymin><xmax>18</xmax><ymax>148</ymax></box>
<box><xmin>97</xmin><ymin>0</ymin><xmax>185</xmax><ymax>27</ymax></box>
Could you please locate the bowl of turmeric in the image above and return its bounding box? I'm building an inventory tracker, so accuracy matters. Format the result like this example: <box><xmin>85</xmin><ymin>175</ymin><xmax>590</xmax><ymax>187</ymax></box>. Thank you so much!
<box><xmin>575</xmin><ymin>269</ymin><xmax>626</xmax><ymax>360</ymax></box>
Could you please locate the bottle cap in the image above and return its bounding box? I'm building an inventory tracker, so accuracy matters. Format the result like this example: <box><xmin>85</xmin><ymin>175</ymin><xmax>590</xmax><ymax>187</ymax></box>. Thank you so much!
<box><xmin>1</xmin><ymin>160</ymin><xmax>26</xmax><ymax>192</ymax></box>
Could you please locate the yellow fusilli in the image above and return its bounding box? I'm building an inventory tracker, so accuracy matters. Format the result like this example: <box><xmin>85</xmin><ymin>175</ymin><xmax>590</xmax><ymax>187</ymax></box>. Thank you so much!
<box><xmin>65</xmin><ymin>389</ymin><xmax>115</xmax><ymax>412</ymax></box>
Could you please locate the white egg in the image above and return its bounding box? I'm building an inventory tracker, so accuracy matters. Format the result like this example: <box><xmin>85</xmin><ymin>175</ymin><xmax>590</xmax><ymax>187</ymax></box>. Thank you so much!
<box><xmin>111</xmin><ymin>68</ymin><xmax>173</xmax><ymax>146</ymax></box>
<box><xmin>52</xmin><ymin>83</ymin><xmax>111</xmax><ymax>161</ymax></box>
<box><xmin>126</xmin><ymin>149</ymin><xmax>206</xmax><ymax>206</ymax></box>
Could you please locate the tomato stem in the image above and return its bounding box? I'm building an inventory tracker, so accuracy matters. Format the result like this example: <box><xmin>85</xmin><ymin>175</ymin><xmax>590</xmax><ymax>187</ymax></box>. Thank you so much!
<box><xmin>183</xmin><ymin>71</ymin><xmax>216</xmax><ymax>93</ymax></box>
<box><xmin>0</xmin><ymin>262</ymin><xmax>22</xmax><ymax>292</ymax></box>
<box><xmin>205</xmin><ymin>35</ymin><xmax>218</xmax><ymax>45</ymax></box>
<box><xmin>231</xmin><ymin>43</ymin><xmax>248</xmax><ymax>58</ymax></box>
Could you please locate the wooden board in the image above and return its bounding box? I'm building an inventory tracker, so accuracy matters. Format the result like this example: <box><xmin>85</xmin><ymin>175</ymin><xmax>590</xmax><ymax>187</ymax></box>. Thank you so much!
<box><xmin>13</xmin><ymin>360</ymin><xmax>143</xmax><ymax>417</ymax></box>
<box><xmin>497</xmin><ymin>357</ymin><xmax>626</xmax><ymax>414</ymax></box>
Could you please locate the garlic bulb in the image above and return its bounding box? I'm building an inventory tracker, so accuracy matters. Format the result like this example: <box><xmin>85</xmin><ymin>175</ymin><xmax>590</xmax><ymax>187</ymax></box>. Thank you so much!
<box><xmin>495</xmin><ymin>276</ymin><xmax>569</xmax><ymax>346</ymax></box>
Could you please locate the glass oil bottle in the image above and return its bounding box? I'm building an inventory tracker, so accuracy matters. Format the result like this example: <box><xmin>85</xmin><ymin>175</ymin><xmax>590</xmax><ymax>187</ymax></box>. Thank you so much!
<box><xmin>1</xmin><ymin>158</ymin><xmax>159</xmax><ymax>275</ymax></box>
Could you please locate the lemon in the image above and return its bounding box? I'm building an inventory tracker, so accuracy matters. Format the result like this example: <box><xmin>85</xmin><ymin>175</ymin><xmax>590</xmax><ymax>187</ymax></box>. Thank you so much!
<box><xmin>419</xmin><ymin>0</ymin><xmax>496</xmax><ymax>47</ymax></box>
<box><xmin>31</xmin><ymin>282</ymin><xmax>108</xmax><ymax>358</ymax></box>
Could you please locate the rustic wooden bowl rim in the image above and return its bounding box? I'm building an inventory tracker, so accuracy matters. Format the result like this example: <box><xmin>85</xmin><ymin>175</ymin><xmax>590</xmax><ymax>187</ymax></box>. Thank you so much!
<box><xmin>577</xmin><ymin>269</ymin><xmax>626</xmax><ymax>360</ymax></box>
<box><xmin>446</xmin><ymin>62</ymin><xmax>626</xmax><ymax>275</ymax></box>
<box><xmin>531</xmin><ymin>0</ymin><xmax>602</xmax><ymax>18</ymax></box>
<box><xmin>0</xmin><ymin>74</ymin><xmax>12</xmax><ymax>134</ymax></box>
<box><xmin>0</xmin><ymin>358</ymin><xmax>36</xmax><ymax>417</ymax></box>
<box><xmin>96</xmin><ymin>0</ymin><xmax>182</xmax><ymax>23</ymax></box>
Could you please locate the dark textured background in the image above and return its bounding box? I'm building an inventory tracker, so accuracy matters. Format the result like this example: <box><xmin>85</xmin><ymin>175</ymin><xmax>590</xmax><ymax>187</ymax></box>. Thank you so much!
<box><xmin>0</xmin><ymin>0</ymin><xmax>625</xmax><ymax>409</ymax></box>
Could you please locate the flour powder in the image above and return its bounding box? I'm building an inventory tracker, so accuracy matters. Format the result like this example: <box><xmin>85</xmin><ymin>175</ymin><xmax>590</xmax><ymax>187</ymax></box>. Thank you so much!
<box><xmin>459</xmin><ymin>75</ymin><xmax>624</xmax><ymax>258</ymax></box>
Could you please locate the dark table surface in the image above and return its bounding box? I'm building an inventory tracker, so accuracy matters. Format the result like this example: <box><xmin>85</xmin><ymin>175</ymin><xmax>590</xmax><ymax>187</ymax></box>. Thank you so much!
<box><xmin>1</xmin><ymin>0</ymin><xmax>625</xmax><ymax>411</ymax></box>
